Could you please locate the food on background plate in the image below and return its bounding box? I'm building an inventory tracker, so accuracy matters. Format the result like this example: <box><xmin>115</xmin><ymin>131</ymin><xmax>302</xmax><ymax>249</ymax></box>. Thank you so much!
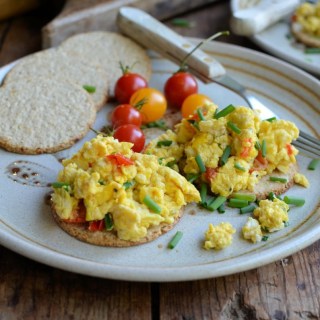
<box><xmin>0</xmin><ymin>77</ymin><xmax>96</xmax><ymax>154</ymax></box>
<box><xmin>291</xmin><ymin>1</ymin><xmax>320</xmax><ymax>48</ymax></box>
<box><xmin>50</xmin><ymin>135</ymin><xmax>200</xmax><ymax>247</ymax></box>
<box><xmin>59</xmin><ymin>31</ymin><xmax>152</xmax><ymax>97</ymax></box>
<box><xmin>3</xmin><ymin>48</ymin><xmax>109</xmax><ymax>111</ymax></box>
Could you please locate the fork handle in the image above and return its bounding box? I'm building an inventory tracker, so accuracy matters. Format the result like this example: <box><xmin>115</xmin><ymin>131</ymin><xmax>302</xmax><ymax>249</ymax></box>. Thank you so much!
<box><xmin>117</xmin><ymin>7</ymin><xmax>225</xmax><ymax>78</ymax></box>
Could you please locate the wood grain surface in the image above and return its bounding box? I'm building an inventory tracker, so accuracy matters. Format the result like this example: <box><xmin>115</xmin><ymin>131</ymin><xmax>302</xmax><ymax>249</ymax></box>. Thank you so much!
<box><xmin>0</xmin><ymin>1</ymin><xmax>320</xmax><ymax>319</ymax></box>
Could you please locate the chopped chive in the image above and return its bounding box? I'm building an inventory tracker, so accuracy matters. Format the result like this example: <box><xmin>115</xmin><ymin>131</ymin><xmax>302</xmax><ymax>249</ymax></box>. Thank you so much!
<box><xmin>262</xmin><ymin>235</ymin><xmax>269</xmax><ymax>241</ymax></box>
<box><xmin>104</xmin><ymin>213</ymin><xmax>113</xmax><ymax>231</ymax></box>
<box><xmin>228</xmin><ymin>198</ymin><xmax>249</xmax><ymax>208</ymax></box>
<box><xmin>200</xmin><ymin>183</ymin><xmax>208</xmax><ymax>205</ymax></box>
<box><xmin>143</xmin><ymin>195</ymin><xmax>162</xmax><ymax>213</ymax></box>
<box><xmin>166</xmin><ymin>160</ymin><xmax>176</xmax><ymax>168</ymax></box>
<box><xmin>123</xmin><ymin>180</ymin><xmax>135</xmax><ymax>190</ymax></box>
<box><xmin>214</xmin><ymin>104</ymin><xmax>235</xmax><ymax>119</ymax></box>
<box><xmin>240</xmin><ymin>204</ymin><xmax>256</xmax><ymax>214</ymax></box>
<box><xmin>141</xmin><ymin>120</ymin><xmax>168</xmax><ymax>130</ymax></box>
<box><xmin>227</xmin><ymin>121</ymin><xmax>241</xmax><ymax>134</ymax></box>
<box><xmin>265</xmin><ymin>117</ymin><xmax>277</xmax><ymax>122</ymax></box>
<box><xmin>268</xmin><ymin>192</ymin><xmax>276</xmax><ymax>200</ymax></box>
<box><xmin>305</xmin><ymin>48</ymin><xmax>320</xmax><ymax>54</ymax></box>
<box><xmin>207</xmin><ymin>196</ymin><xmax>227</xmax><ymax>211</ymax></box>
<box><xmin>195</xmin><ymin>154</ymin><xmax>206</xmax><ymax>173</ymax></box>
<box><xmin>231</xmin><ymin>192</ymin><xmax>256</xmax><ymax>202</ymax></box>
<box><xmin>283</xmin><ymin>196</ymin><xmax>305</xmax><ymax>207</ymax></box>
<box><xmin>234</xmin><ymin>162</ymin><xmax>246</xmax><ymax>172</ymax></box>
<box><xmin>186</xmin><ymin>173</ymin><xmax>200</xmax><ymax>183</ymax></box>
<box><xmin>98</xmin><ymin>179</ymin><xmax>105</xmax><ymax>185</ymax></box>
<box><xmin>261</xmin><ymin>139</ymin><xmax>267</xmax><ymax>158</ymax></box>
<box><xmin>83</xmin><ymin>85</ymin><xmax>96</xmax><ymax>93</ymax></box>
<box><xmin>171</xmin><ymin>18</ymin><xmax>193</xmax><ymax>28</ymax></box>
<box><xmin>308</xmin><ymin>159</ymin><xmax>319</xmax><ymax>170</ymax></box>
<box><xmin>220</xmin><ymin>145</ymin><xmax>231</xmax><ymax>166</ymax></box>
<box><xmin>284</xmin><ymin>221</ymin><xmax>290</xmax><ymax>227</ymax></box>
<box><xmin>197</xmin><ymin>108</ymin><xmax>205</xmax><ymax>121</ymax></box>
<box><xmin>52</xmin><ymin>182</ymin><xmax>70</xmax><ymax>191</ymax></box>
<box><xmin>156</xmin><ymin>140</ymin><xmax>172</xmax><ymax>147</ymax></box>
<box><xmin>217</xmin><ymin>203</ymin><xmax>225</xmax><ymax>214</ymax></box>
<box><xmin>269</xmin><ymin>176</ymin><xmax>288</xmax><ymax>183</ymax></box>
<box><xmin>168</xmin><ymin>231</ymin><xmax>183</xmax><ymax>249</ymax></box>
<box><xmin>187</xmin><ymin>119</ymin><xmax>200</xmax><ymax>130</ymax></box>
<box><xmin>255</xmin><ymin>141</ymin><xmax>261</xmax><ymax>150</ymax></box>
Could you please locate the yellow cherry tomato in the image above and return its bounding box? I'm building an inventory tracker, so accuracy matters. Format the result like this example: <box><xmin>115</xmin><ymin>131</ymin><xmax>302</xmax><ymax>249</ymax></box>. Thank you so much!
<box><xmin>129</xmin><ymin>88</ymin><xmax>167</xmax><ymax>124</ymax></box>
<box><xmin>181</xmin><ymin>93</ymin><xmax>213</xmax><ymax>118</ymax></box>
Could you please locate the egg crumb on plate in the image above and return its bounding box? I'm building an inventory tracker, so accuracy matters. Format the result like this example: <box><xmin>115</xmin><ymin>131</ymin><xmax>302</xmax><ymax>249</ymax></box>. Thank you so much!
<box><xmin>242</xmin><ymin>217</ymin><xmax>263</xmax><ymax>243</ymax></box>
<box><xmin>204</xmin><ymin>222</ymin><xmax>236</xmax><ymax>250</ymax></box>
<box><xmin>51</xmin><ymin>135</ymin><xmax>200</xmax><ymax>246</ymax></box>
<box><xmin>293</xmin><ymin>173</ymin><xmax>309</xmax><ymax>188</ymax></box>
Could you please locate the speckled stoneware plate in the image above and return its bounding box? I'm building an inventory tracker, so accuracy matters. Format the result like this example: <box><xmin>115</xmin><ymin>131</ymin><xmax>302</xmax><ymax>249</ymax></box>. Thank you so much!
<box><xmin>231</xmin><ymin>0</ymin><xmax>320</xmax><ymax>76</ymax></box>
<box><xmin>0</xmin><ymin>40</ymin><xmax>320</xmax><ymax>282</ymax></box>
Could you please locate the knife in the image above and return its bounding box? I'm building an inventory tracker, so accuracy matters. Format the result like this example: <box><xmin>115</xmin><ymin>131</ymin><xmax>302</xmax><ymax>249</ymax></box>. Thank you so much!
<box><xmin>117</xmin><ymin>6</ymin><xmax>276</xmax><ymax>119</ymax></box>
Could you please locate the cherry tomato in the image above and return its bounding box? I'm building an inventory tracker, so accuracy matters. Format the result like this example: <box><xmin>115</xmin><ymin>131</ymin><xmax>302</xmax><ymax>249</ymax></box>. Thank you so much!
<box><xmin>129</xmin><ymin>88</ymin><xmax>167</xmax><ymax>124</ymax></box>
<box><xmin>113</xmin><ymin>124</ymin><xmax>145</xmax><ymax>152</ymax></box>
<box><xmin>115</xmin><ymin>72</ymin><xmax>148</xmax><ymax>104</ymax></box>
<box><xmin>181</xmin><ymin>93</ymin><xmax>213</xmax><ymax>118</ymax></box>
<box><xmin>164</xmin><ymin>72</ymin><xmax>198</xmax><ymax>109</ymax></box>
<box><xmin>111</xmin><ymin>104</ymin><xmax>142</xmax><ymax>128</ymax></box>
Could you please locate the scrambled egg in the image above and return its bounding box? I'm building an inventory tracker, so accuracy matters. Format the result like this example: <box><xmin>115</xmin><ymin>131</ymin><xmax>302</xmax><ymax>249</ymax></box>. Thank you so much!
<box><xmin>253</xmin><ymin>198</ymin><xmax>289</xmax><ymax>232</ymax></box>
<box><xmin>203</xmin><ymin>222</ymin><xmax>236</xmax><ymax>250</ymax></box>
<box><xmin>145</xmin><ymin>104</ymin><xmax>299</xmax><ymax>197</ymax></box>
<box><xmin>242</xmin><ymin>217</ymin><xmax>262</xmax><ymax>243</ymax></box>
<box><xmin>294</xmin><ymin>2</ymin><xmax>320</xmax><ymax>37</ymax></box>
<box><xmin>294</xmin><ymin>173</ymin><xmax>309</xmax><ymax>188</ymax></box>
<box><xmin>51</xmin><ymin>135</ymin><xmax>200</xmax><ymax>241</ymax></box>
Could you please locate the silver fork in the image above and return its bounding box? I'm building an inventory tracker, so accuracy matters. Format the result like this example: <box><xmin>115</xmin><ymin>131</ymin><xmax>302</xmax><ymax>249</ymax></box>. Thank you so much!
<box><xmin>117</xmin><ymin>7</ymin><xmax>320</xmax><ymax>159</ymax></box>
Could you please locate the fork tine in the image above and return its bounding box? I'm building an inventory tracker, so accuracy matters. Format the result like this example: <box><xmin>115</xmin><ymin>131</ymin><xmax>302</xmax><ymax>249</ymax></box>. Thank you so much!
<box><xmin>297</xmin><ymin>136</ymin><xmax>320</xmax><ymax>153</ymax></box>
<box><xmin>293</xmin><ymin>140</ymin><xmax>320</xmax><ymax>158</ymax></box>
<box><xmin>299</xmin><ymin>131</ymin><xmax>320</xmax><ymax>146</ymax></box>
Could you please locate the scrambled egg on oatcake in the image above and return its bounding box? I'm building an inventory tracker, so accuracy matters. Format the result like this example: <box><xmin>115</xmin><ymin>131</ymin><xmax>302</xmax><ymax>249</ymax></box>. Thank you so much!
<box><xmin>51</xmin><ymin>135</ymin><xmax>200</xmax><ymax>241</ymax></box>
<box><xmin>145</xmin><ymin>104</ymin><xmax>302</xmax><ymax>197</ymax></box>
<box><xmin>294</xmin><ymin>2</ymin><xmax>320</xmax><ymax>37</ymax></box>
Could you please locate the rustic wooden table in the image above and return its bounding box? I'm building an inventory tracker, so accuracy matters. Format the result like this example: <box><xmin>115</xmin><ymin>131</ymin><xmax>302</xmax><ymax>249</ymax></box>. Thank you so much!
<box><xmin>1</xmin><ymin>1</ymin><xmax>319</xmax><ymax>319</ymax></box>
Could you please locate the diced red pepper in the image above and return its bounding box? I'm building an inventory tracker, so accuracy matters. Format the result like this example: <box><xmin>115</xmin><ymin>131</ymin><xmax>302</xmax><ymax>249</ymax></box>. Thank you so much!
<box><xmin>286</xmin><ymin>143</ymin><xmax>294</xmax><ymax>156</ymax></box>
<box><xmin>88</xmin><ymin>219</ymin><xmax>105</xmax><ymax>231</ymax></box>
<box><xmin>249</xmin><ymin>150</ymin><xmax>268</xmax><ymax>173</ymax></box>
<box><xmin>205</xmin><ymin>167</ymin><xmax>218</xmax><ymax>182</ymax></box>
<box><xmin>240</xmin><ymin>138</ymin><xmax>253</xmax><ymax>158</ymax></box>
<box><xmin>63</xmin><ymin>200</ymin><xmax>86</xmax><ymax>223</ymax></box>
<box><xmin>106</xmin><ymin>153</ymin><xmax>134</xmax><ymax>166</ymax></box>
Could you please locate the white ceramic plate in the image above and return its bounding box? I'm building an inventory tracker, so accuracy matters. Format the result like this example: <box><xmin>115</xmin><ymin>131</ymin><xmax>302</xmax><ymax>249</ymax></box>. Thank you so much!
<box><xmin>231</xmin><ymin>0</ymin><xmax>320</xmax><ymax>76</ymax></box>
<box><xmin>0</xmin><ymin>41</ymin><xmax>320</xmax><ymax>282</ymax></box>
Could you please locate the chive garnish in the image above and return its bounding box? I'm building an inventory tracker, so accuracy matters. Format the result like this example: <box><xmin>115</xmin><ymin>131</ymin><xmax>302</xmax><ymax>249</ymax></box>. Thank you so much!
<box><xmin>141</xmin><ymin>120</ymin><xmax>168</xmax><ymax>130</ymax></box>
<box><xmin>227</xmin><ymin>121</ymin><xmax>241</xmax><ymax>134</ymax></box>
<box><xmin>269</xmin><ymin>176</ymin><xmax>288</xmax><ymax>183</ymax></box>
<box><xmin>305</xmin><ymin>48</ymin><xmax>320</xmax><ymax>54</ymax></box>
<box><xmin>200</xmin><ymin>183</ymin><xmax>208</xmax><ymax>205</ymax></box>
<box><xmin>171</xmin><ymin>18</ymin><xmax>194</xmax><ymax>28</ymax></box>
<box><xmin>168</xmin><ymin>231</ymin><xmax>183</xmax><ymax>249</ymax></box>
<box><xmin>196</xmin><ymin>108</ymin><xmax>205</xmax><ymax>121</ymax></box>
<box><xmin>232</xmin><ymin>192</ymin><xmax>256</xmax><ymax>202</ymax></box>
<box><xmin>104</xmin><ymin>213</ymin><xmax>113</xmax><ymax>231</ymax></box>
<box><xmin>308</xmin><ymin>159</ymin><xmax>319</xmax><ymax>170</ymax></box>
<box><xmin>283</xmin><ymin>196</ymin><xmax>305</xmax><ymax>207</ymax></box>
<box><xmin>265</xmin><ymin>117</ymin><xmax>277</xmax><ymax>122</ymax></box>
<box><xmin>143</xmin><ymin>195</ymin><xmax>162</xmax><ymax>213</ymax></box>
<box><xmin>52</xmin><ymin>182</ymin><xmax>70</xmax><ymax>191</ymax></box>
<box><xmin>195</xmin><ymin>154</ymin><xmax>206</xmax><ymax>173</ymax></box>
<box><xmin>217</xmin><ymin>203</ymin><xmax>226</xmax><ymax>214</ymax></box>
<box><xmin>187</xmin><ymin>119</ymin><xmax>200</xmax><ymax>130</ymax></box>
<box><xmin>123</xmin><ymin>180</ymin><xmax>135</xmax><ymax>190</ymax></box>
<box><xmin>261</xmin><ymin>139</ymin><xmax>267</xmax><ymax>158</ymax></box>
<box><xmin>268</xmin><ymin>192</ymin><xmax>276</xmax><ymax>200</ymax></box>
<box><xmin>228</xmin><ymin>198</ymin><xmax>249</xmax><ymax>208</ymax></box>
<box><xmin>207</xmin><ymin>196</ymin><xmax>227</xmax><ymax>211</ymax></box>
<box><xmin>255</xmin><ymin>141</ymin><xmax>261</xmax><ymax>150</ymax></box>
<box><xmin>83</xmin><ymin>85</ymin><xmax>96</xmax><ymax>93</ymax></box>
<box><xmin>214</xmin><ymin>104</ymin><xmax>235</xmax><ymax>119</ymax></box>
<box><xmin>186</xmin><ymin>173</ymin><xmax>200</xmax><ymax>183</ymax></box>
<box><xmin>234</xmin><ymin>162</ymin><xmax>246</xmax><ymax>172</ymax></box>
<box><xmin>98</xmin><ymin>179</ymin><xmax>105</xmax><ymax>185</ymax></box>
<box><xmin>240</xmin><ymin>204</ymin><xmax>256</xmax><ymax>214</ymax></box>
<box><xmin>262</xmin><ymin>235</ymin><xmax>269</xmax><ymax>241</ymax></box>
<box><xmin>156</xmin><ymin>140</ymin><xmax>173</xmax><ymax>147</ymax></box>
<box><xmin>166</xmin><ymin>160</ymin><xmax>176</xmax><ymax>168</ymax></box>
<box><xmin>220</xmin><ymin>145</ymin><xmax>231</xmax><ymax>166</ymax></box>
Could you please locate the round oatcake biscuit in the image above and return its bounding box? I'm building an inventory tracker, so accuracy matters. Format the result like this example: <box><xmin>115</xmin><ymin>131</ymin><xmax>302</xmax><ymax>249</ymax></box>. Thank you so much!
<box><xmin>3</xmin><ymin>48</ymin><xmax>109</xmax><ymax>111</ymax></box>
<box><xmin>291</xmin><ymin>21</ymin><xmax>320</xmax><ymax>48</ymax></box>
<box><xmin>0</xmin><ymin>77</ymin><xmax>96</xmax><ymax>154</ymax></box>
<box><xmin>59</xmin><ymin>31</ymin><xmax>152</xmax><ymax>97</ymax></box>
<box><xmin>51</xmin><ymin>205</ymin><xmax>184</xmax><ymax>247</ymax></box>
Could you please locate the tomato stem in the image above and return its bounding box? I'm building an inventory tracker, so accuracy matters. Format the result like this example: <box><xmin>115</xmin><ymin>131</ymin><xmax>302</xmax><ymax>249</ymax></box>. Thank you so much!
<box><xmin>119</xmin><ymin>61</ymin><xmax>138</xmax><ymax>74</ymax></box>
<box><xmin>133</xmin><ymin>97</ymin><xmax>148</xmax><ymax>110</ymax></box>
<box><xmin>179</xmin><ymin>30</ymin><xmax>229</xmax><ymax>71</ymax></box>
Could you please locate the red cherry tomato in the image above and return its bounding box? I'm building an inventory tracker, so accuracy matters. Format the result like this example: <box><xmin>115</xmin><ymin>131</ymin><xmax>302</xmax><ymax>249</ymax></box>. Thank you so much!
<box><xmin>111</xmin><ymin>104</ymin><xmax>142</xmax><ymax>128</ymax></box>
<box><xmin>115</xmin><ymin>73</ymin><xmax>148</xmax><ymax>104</ymax></box>
<box><xmin>113</xmin><ymin>124</ymin><xmax>145</xmax><ymax>152</ymax></box>
<box><xmin>164</xmin><ymin>72</ymin><xmax>198</xmax><ymax>109</ymax></box>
